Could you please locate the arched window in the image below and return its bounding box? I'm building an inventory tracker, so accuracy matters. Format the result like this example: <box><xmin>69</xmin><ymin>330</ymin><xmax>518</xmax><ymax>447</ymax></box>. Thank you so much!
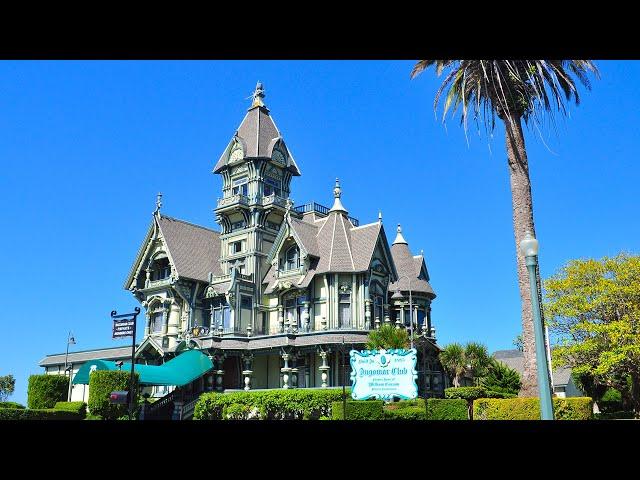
<box><xmin>284</xmin><ymin>245</ymin><xmax>300</xmax><ymax>271</ymax></box>
<box><xmin>150</xmin><ymin>256</ymin><xmax>171</xmax><ymax>281</ymax></box>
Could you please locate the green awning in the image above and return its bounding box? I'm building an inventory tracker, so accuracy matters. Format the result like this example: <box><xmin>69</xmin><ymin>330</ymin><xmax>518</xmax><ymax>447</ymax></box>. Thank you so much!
<box><xmin>72</xmin><ymin>349</ymin><xmax>213</xmax><ymax>387</ymax></box>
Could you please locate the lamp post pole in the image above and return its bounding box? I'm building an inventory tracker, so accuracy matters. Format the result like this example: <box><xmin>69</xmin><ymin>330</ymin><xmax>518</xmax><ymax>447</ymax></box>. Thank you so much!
<box><xmin>64</xmin><ymin>331</ymin><xmax>75</xmax><ymax>401</ymax></box>
<box><xmin>520</xmin><ymin>231</ymin><xmax>554</xmax><ymax>420</ymax></box>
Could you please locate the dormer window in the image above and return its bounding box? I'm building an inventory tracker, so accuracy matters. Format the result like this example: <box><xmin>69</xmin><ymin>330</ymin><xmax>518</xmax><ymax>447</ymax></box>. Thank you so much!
<box><xmin>151</xmin><ymin>257</ymin><xmax>171</xmax><ymax>281</ymax></box>
<box><xmin>264</xmin><ymin>178</ymin><xmax>281</xmax><ymax>197</ymax></box>
<box><xmin>280</xmin><ymin>245</ymin><xmax>300</xmax><ymax>271</ymax></box>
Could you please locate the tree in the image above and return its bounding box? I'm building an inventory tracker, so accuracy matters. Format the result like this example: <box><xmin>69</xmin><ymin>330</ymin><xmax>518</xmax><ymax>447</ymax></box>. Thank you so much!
<box><xmin>544</xmin><ymin>253</ymin><xmax>640</xmax><ymax>415</ymax></box>
<box><xmin>411</xmin><ymin>60</ymin><xmax>598</xmax><ymax>396</ymax></box>
<box><xmin>0</xmin><ymin>375</ymin><xmax>15</xmax><ymax>402</ymax></box>
<box><xmin>464</xmin><ymin>342</ymin><xmax>491</xmax><ymax>384</ymax></box>
<box><xmin>482</xmin><ymin>358</ymin><xmax>522</xmax><ymax>395</ymax></box>
<box><xmin>513</xmin><ymin>334</ymin><xmax>524</xmax><ymax>352</ymax></box>
<box><xmin>365</xmin><ymin>324</ymin><xmax>410</xmax><ymax>350</ymax></box>
<box><xmin>439</xmin><ymin>343</ymin><xmax>466</xmax><ymax>387</ymax></box>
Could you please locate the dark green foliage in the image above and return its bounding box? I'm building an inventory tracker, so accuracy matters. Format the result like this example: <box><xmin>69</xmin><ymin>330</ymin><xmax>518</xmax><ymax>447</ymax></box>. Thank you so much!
<box><xmin>445</xmin><ymin>386</ymin><xmax>488</xmax><ymax>400</ymax></box>
<box><xmin>54</xmin><ymin>401</ymin><xmax>87</xmax><ymax>418</ymax></box>
<box><xmin>27</xmin><ymin>375</ymin><xmax>69</xmax><ymax>409</ymax></box>
<box><xmin>332</xmin><ymin>400</ymin><xmax>384</xmax><ymax>420</ymax></box>
<box><xmin>482</xmin><ymin>358</ymin><xmax>522</xmax><ymax>395</ymax></box>
<box><xmin>0</xmin><ymin>409</ymin><xmax>83</xmax><ymax>420</ymax></box>
<box><xmin>0</xmin><ymin>375</ymin><xmax>15</xmax><ymax>402</ymax></box>
<box><xmin>473</xmin><ymin>397</ymin><xmax>593</xmax><ymax>420</ymax></box>
<box><xmin>598</xmin><ymin>388</ymin><xmax>623</xmax><ymax>413</ymax></box>
<box><xmin>594</xmin><ymin>411</ymin><xmax>636</xmax><ymax>420</ymax></box>
<box><xmin>194</xmin><ymin>389</ymin><xmax>348</xmax><ymax>420</ymax></box>
<box><xmin>88</xmin><ymin>371</ymin><xmax>139</xmax><ymax>420</ymax></box>
<box><xmin>0</xmin><ymin>402</ymin><xmax>25</xmax><ymax>409</ymax></box>
<box><xmin>384</xmin><ymin>406</ymin><xmax>428</xmax><ymax>420</ymax></box>
<box><xmin>426</xmin><ymin>399</ymin><xmax>469</xmax><ymax>420</ymax></box>
<box><xmin>365</xmin><ymin>324</ymin><xmax>409</xmax><ymax>350</ymax></box>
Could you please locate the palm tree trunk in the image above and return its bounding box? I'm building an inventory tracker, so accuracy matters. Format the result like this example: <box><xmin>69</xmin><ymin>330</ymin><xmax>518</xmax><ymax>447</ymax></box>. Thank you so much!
<box><xmin>503</xmin><ymin>111</ymin><xmax>539</xmax><ymax>397</ymax></box>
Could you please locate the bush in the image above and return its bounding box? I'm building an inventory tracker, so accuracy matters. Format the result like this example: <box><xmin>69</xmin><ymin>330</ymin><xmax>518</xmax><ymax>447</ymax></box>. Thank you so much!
<box><xmin>88</xmin><ymin>371</ymin><xmax>139</xmax><ymax>420</ymax></box>
<box><xmin>473</xmin><ymin>397</ymin><xmax>593</xmax><ymax>420</ymax></box>
<box><xmin>427</xmin><ymin>398</ymin><xmax>469</xmax><ymax>420</ymax></box>
<box><xmin>54</xmin><ymin>401</ymin><xmax>87</xmax><ymax>418</ymax></box>
<box><xmin>332</xmin><ymin>400</ymin><xmax>385</xmax><ymax>420</ymax></box>
<box><xmin>384</xmin><ymin>398</ymin><xmax>426</xmax><ymax>411</ymax></box>
<box><xmin>193</xmin><ymin>388</ymin><xmax>348</xmax><ymax>420</ymax></box>
<box><xmin>594</xmin><ymin>411</ymin><xmax>636</xmax><ymax>420</ymax></box>
<box><xmin>384</xmin><ymin>406</ymin><xmax>428</xmax><ymax>420</ymax></box>
<box><xmin>444</xmin><ymin>386</ymin><xmax>511</xmax><ymax>400</ymax></box>
<box><xmin>482</xmin><ymin>358</ymin><xmax>522</xmax><ymax>395</ymax></box>
<box><xmin>598</xmin><ymin>388</ymin><xmax>623</xmax><ymax>413</ymax></box>
<box><xmin>0</xmin><ymin>409</ymin><xmax>83</xmax><ymax>420</ymax></box>
<box><xmin>27</xmin><ymin>375</ymin><xmax>69</xmax><ymax>409</ymax></box>
<box><xmin>0</xmin><ymin>402</ymin><xmax>25</xmax><ymax>409</ymax></box>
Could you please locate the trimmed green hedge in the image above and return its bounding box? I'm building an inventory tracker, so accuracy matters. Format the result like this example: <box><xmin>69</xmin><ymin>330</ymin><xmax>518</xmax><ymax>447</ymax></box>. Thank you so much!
<box><xmin>384</xmin><ymin>406</ymin><xmax>428</xmax><ymax>420</ymax></box>
<box><xmin>0</xmin><ymin>402</ymin><xmax>25</xmax><ymax>409</ymax></box>
<box><xmin>473</xmin><ymin>397</ymin><xmax>593</xmax><ymax>420</ymax></box>
<box><xmin>88</xmin><ymin>371</ymin><xmax>139</xmax><ymax>420</ymax></box>
<box><xmin>54</xmin><ymin>401</ymin><xmax>87</xmax><ymax>418</ymax></box>
<box><xmin>27</xmin><ymin>375</ymin><xmax>69</xmax><ymax>409</ymax></box>
<box><xmin>332</xmin><ymin>400</ymin><xmax>385</xmax><ymax>420</ymax></box>
<box><xmin>445</xmin><ymin>386</ymin><xmax>515</xmax><ymax>400</ymax></box>
<box><xmin>427</xmin><ymin>398</ymin><xmax>469</xmax><ymax>420</ymax></box>
<box><xmin>194</xmin><ymin>389</ymin><xmax>348</xmax><ymax>420</ymax></box>
<box><xmin>0</xmin><ymin>409</ymin><xmax>83</xmax><ymax>420</ymax></box>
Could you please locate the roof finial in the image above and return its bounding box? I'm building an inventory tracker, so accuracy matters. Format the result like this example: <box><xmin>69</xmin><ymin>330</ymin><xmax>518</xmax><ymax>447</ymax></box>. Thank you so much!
<box><xmin>420</xmin><ymin>248</ymin><xmax>424</xmax><ymax>257</ymax></box>
<box><xmin>378</xmin><ymin>210</ymin><xmax>383</xmax><ymax>224</ymax></box>
<box><xmin>393</xmin><ymin>223</ymin><xmax>408</xmax><ymax>245</ymax></box>
<box><xmin>154</xmin><ymin>192</ymin><xmax>163</xmax><ymax>218</ymax></box>
<box><xmin>329</xmin><ymin>178</ymin><xmax>348</xmax><ymax>214</ymax></box>
<box><xmin>250</xmin><ymin>81</ymin><xmax>266</xmax><ymax>109</ymax></box>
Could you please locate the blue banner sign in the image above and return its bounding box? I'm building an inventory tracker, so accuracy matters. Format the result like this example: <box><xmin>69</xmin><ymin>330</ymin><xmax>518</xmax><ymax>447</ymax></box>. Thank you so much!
<box><xmin>350</xmin><ymin>348</ymin><xmax>418</xmax><ymax>401</ymax></box>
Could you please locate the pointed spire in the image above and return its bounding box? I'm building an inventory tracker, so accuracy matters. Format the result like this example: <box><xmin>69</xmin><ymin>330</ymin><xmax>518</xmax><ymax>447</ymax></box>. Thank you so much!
<box><xmin>249</xmin><ymin>81</ymin><xmax>266</xmax><ymax>109</ymax></box>
<box><xmin>154</xmin><ymin>192</ymin><xmax>163</xmax><ymax>218</ymax></box>
<box><xmin>378</xmin><ymin>210</ymin><xmax>383</xmax><ymax>224</ymax></box>
<box><xmin>420</xmin><ymin>249</ymin><xmax>424</xmax><ymax>257</ymax></box>
<box><xmin>393</xmin><ymin>223</ymin><xmax>408</xmax><ymax>245</ymax></box>
<box><xmin>329</xmin><ymin>177</ymin><xmax>348</xmax><ymax>214</ymax></box>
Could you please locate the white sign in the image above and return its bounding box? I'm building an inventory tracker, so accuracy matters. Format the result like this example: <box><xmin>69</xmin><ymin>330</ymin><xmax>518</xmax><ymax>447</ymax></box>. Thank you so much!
<box><xmin>350</xmin><ymin>348</ymin><xmax>418</xmax><ymax>401</ymax></box>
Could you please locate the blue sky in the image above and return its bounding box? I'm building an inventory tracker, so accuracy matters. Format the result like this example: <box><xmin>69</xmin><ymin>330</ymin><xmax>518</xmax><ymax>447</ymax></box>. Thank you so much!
<box><xmin>1</xmin><ymin>60</ymin><xmax>638</xmax><ymax>405</ymax></box>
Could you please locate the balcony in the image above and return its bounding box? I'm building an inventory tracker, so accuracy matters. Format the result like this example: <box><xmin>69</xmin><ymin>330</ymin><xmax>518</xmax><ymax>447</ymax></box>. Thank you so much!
<box><xmin>294</xmin><ymin>202</ymin><xmax>360</xmax><ymax>226</ymax></box>
<box><xmin>216</xmin><ymin>194</ymin><xmax>249</xmax><ymax>209</ymax></box>
<box><xmin>260</xmin><ymin>194</ymin><xmax>287</xmax><ymax>208</ymax></box>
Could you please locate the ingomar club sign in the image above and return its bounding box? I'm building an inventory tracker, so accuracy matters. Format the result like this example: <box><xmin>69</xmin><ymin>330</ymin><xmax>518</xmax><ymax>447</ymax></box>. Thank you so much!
<box><xmin>350</xmin><ymin>348</ymin><xmax>418</xmax><ymax>401</ymax></box>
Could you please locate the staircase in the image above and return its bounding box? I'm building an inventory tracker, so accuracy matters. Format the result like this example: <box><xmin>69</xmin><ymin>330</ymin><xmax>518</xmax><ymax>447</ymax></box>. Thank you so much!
<box><xmin>179</xmin><ymin>393</ymin><xmax>204</xmax><ymax>420</ymax></box>
<box><xmin>144</xmin><ymin>390</ymin><xmax>178</xmax><ymax>420</ymax></box>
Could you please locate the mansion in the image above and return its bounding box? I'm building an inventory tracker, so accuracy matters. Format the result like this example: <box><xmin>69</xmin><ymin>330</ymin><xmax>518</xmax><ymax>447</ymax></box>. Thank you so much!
<box><xmin>40</xmin><ymin>83</ymin><xmax>446</xmax><ymax>417</ymax></box>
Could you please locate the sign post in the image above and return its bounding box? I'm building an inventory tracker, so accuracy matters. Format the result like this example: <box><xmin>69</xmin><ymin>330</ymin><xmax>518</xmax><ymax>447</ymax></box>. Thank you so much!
<box><xmin>111</xmin><ymin>307</ymin><xmax>140</xmax><ymax>420</ymax></box>
<box><xmin>350</xmin><ymin>348</ymin><xmax>418</xmax><ymax>401</ymax></box>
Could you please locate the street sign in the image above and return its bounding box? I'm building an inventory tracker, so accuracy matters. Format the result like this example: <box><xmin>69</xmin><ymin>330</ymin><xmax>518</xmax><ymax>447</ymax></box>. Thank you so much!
<box><xmin>350</xmin><ymin>348</ymin><xmax>418</xmax><ymax>401</ymax></box>
<box><xmin>112</xmin><ymin>318</ymin><xmax>135</xmax><ymax>339</ymax></box>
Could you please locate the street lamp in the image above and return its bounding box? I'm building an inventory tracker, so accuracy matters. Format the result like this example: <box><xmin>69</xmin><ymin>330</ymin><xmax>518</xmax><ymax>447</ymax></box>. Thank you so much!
<box><xmin>64</xmin><ymin>331</ymin><xmax>76</xmax><ymax>401</ymax></box>
<box><xmin>519</xmin><ymin>231</ymin><xmax>554</xmax><ymax>420</ymax></box>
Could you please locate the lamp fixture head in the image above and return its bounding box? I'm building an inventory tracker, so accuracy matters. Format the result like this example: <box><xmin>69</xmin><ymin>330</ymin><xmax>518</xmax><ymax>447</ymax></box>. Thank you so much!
<box><xmin>519</xmin><ymin>230</ymin><xmax>539</xmax><ymax>257</ymax></box>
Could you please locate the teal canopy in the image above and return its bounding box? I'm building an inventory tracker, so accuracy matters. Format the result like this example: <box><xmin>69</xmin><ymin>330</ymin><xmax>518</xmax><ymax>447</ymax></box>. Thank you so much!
<box><xmin>72</xmin><ymin>349</ymin><xmax>213</xmax><ymax>387</ymax></box>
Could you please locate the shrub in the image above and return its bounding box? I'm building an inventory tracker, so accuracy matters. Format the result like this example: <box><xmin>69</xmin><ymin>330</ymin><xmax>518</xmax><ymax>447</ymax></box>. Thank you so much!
<box><xmin>0</xmin><ymin>409</ymin><xmax>83</xmax><ymax>420</ymax></box>
<box><xmin>384</xmin><ymin>406</ymin><xmax>428</xmax><ymax>420</ymax></box>
<box><xmin>0</xmin><ymin>402</ymin><xmax>25</xmax><ymax>409</ymax></box>
<box><xmin>54</xmin><ymin>401</ymin><xmax>87</xmax><ymax>418</ymax></box>
<box><xmin>482</xmin><ymin>358</ymin><xmax>522</xmax><ymax>395</ymax></box>
<box><xmin>193</xmin><ymin>388</ymin><xmax>348</xmax><ymax>420</ymax></box>
<box><xmin>27</xmin><ymin>375</ymin><xmax>69</xmax><ymax>409</ymax></box>
<box><xmin>426</xmin><ymin>398</ymin><xmax>469</xmax><ymax>420</ymax></box>
<box><xmin>445</xmin><ymin>386</ymin><xmax>510</xmax><ymax>419</ymax></box>
<box><xmin>598</xmin><ymin>388</ymin><xmax>623</xmax><ymax>413</ymax></box>
<box><xmin>88</xmin><ymin>371</ymin><xmax>139</xmax><ymax>420</ymax></box>
<box><xmin>473</xmin><ymin>397</ymin><xmax>593</xmax><ymax>420</ymax></box>
<box><xmin>594</xmin><ymin>411</ymin><xmax>636</xmax><ymax>420</ymax></box>
<box><xmin>332</xmin><ymin>400</ymin><xmax>384</xmax><ymax>420</ymax></box>
<box><xmin>384</xmin><ymin>398</ymin><xmax>426</xmax><ymax>411</ymax></box>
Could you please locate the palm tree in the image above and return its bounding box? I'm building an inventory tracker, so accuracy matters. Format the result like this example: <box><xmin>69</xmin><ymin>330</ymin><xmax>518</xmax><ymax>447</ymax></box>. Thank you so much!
<box><xmin>365</xmin><ymin>324</ymin><xmax>410</xmax><ymax>350</ymax></box>
<box><xmin>439</xmin><ymin>343</ymin><xmax>466</xmax><ymax>387</ymax></box>
<box><xmin>464</xmin><ymin>342</ymin><xmax>491</xmax><ymax>385</ymax></box>
<box><xmin>411</xmin><ymin>60</ymin><xmax>598</xmax><ymax>395</ymax></box>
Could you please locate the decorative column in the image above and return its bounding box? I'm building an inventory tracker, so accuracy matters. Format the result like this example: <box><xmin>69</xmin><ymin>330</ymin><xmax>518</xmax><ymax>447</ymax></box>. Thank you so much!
<box><xmin>145</xmin><ymin>268</ymin><xmax>151</xmax><ymax>288</ymax></box>
<box><xmin>162</xmin><ymin>301</ymin><xmax>170</xmax><ymax>335</ymax></box>
<box><xmin>384</xmin><ymin>304</ymin><xmax>391</xmax><ymax>326</ymax></box>
<box><xmin>215</xmin><ymin>354</ymin><xmax>226</xmax><ymax>392</ymax></box>
<box><xmin>144</xmin><ymin>309</ymin><xmax>151</xmax><ymax>337</ymax></box>
<box><xmin>302</xmin><ymin>301</ymin><xmax>311</xmax><ymax>332</ymax></box>
<box><xmin>278</xmin><ymin>306</ymin><xmax>285</xmax><ymax>333</ymax></box>
<box><xmin>281</xmin><ymin>353</ymin><xmax>291</xmax><ymax>389</ymax></box>
<box><xmin>290</xmin><ymin>354</ymin><xmax>298</xmax><ymax>388</ymax></box>
<box><xmin>319</xmin><ymin>350</ymin><xmax>330</xmax><ymax>388</ymax></box>
<box><xmin>242</xmin><ymin>354</ymin><xmax>253</xmax><ymax>391</ymax></box>
<box><xmin>413</xmin><ymin>305</ymin><xmax>419</xmax><ymax>334</ymax></box>
<box><xmin>364</xmin><ymin>299</ymin><xmax>372</xmax><ymax>329</ymax></box>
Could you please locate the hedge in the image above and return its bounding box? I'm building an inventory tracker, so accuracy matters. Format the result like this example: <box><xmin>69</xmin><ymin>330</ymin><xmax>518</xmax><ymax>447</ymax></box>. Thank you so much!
<box><xmin>27</xmin><ymin>375</ymin><xmax>69</xmax><ymax>409</ymax></box>
<box><xmin>193</xmin><ymin>389</ymin><xmax>348</xmax><ymax>420</ymax></box>
<box><xmin>0</xmin><ymin>402</ymin><xmax>25</xmax><ymax>409</ymax></box>
<box><xmin>88</xmin><ymin>371</ymin><xmax>139</xmax><ymax>420</ymax></box>
<box><xmin>384</xmin><ymin>406</ymin><xmax>428</xmax><ymax>420</ymax></box>
<box><xmin>445</xmin><ymin>386</ymin><xmax>515</xmax><ymax>400</ymax></box>
<box><xmin>473</xmin><ymin>397</ymin><xmax>593</xmax><ymax>420</ymax></box>
<box><xmin>426</xmin><ymin>398</ymin><xmax>469</xmax><ymax>420</ymax></box>
<box><xmin>54</xmin><ymin>401</ymin><xmax>87</xmax><ymax>418</ymax></box>
<box><xmin>0</xmin><ymin>409</ymin><xmax>83</xmax><ymax>420</ymax></box>
<box><xmin>332</xmin><ymin>400</ymin><xmax>385</xmax><ymax>420</ymax></box>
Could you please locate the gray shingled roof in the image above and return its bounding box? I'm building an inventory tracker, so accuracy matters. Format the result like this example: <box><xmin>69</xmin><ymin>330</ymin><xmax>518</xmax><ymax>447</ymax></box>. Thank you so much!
<box><xmin>492</xmin><ymin>349</ymin><xmax>573</xmax><ymax>387</ymax></box>
<box><xmin>39</xmin><ymin>346</ymin><xmax>136</xmax><ymax>367</ymax></box>
<box><xmin>290</xmin><ymin>217</ymin><xmax>320</xmax><ymax>258</ymax></box>
<box><xmin>213</xmin><ymin>105</ymin><xmax>301</xmax><ymax>175</ymax></box>
<box><xmin>158</xmin><ymin>216</ymin><xmax>222</xmax><ymax>282</ymax></box>
<box><xmin>389</xmin><ymin>242</ymin><xmax>435</xmax><ymax>297</ymax></box>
